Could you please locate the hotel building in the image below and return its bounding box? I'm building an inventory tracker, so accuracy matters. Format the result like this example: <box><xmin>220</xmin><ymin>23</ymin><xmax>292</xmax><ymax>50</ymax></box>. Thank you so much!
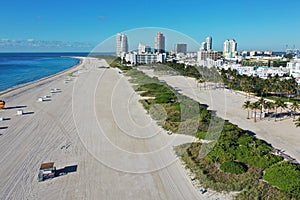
<box><xmin>116</xmin><ymin>33</ymin><xmax>128</xmax><ymax>57</ymax></box>
<box><xmin>223</xmin><ymin>39</ymin><xmax>237</xmax><ymax>58</ymax></box>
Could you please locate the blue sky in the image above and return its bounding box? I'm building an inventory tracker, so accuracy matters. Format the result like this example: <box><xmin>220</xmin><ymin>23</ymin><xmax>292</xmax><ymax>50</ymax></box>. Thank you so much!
<box><xmin>1</xmin><ymin>0</ymin><xmax>300</xmax><ymax>52</ymax></box>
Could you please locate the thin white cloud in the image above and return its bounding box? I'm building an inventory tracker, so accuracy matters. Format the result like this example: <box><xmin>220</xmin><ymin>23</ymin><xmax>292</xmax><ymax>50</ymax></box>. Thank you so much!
<box><xmin>97</xmin><ymin>15</ymin><xmax>106</xmax><ymax>20</ymax></box>
<box><xmin>0</xmin><ymin>39</ymin><xmax>95</xmax><ymax>51</ymax></box>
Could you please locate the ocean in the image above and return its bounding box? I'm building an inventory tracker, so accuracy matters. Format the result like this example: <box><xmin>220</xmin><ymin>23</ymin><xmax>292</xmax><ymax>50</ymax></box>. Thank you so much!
<box><xmin>0</xmin><ymin>53</ymin><xmax>88</xmax><ymax>92</ymax></box>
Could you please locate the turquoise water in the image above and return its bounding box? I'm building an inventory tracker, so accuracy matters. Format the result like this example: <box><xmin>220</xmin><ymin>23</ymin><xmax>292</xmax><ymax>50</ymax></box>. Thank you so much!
<box><xmin>0</xmin><ymin>53</ymin><xmax>85</xmax><ymax>92</ymax></box>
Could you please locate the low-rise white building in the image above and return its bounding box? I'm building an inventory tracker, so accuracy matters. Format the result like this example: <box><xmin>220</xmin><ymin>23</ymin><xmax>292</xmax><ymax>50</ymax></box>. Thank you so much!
<box><xmin>221</xmin><ymin>63</ymin><xmax>242</xmax><ymax>71</ymax></box>
<box><xmin>124</xmin><ymin>52</ymin><xmax>166</xmax><ymax>64</ymax></box>
<box><xmin>186</xmin><ymin>52</ymin><xmax>197</xmax><ymax>58</ymax></box>
<box><xmin>236</xmin><ymin>66</ymin><xmax>255</xmax><ymax>76</ymax></box>
<box><xmin>287</xmin><ymin>59</ymin><xmax>300</xmax><ymax>79</ymax></box>
<box><xmin>220</xmin><ymin>65</ymin><xmax>288</xmax><ymax>79</ymax></box>
<box><xmin>198</xmin><ymin>59</ymin><xmax>223</xmax><ymax>68</ymax></box>
<box><xmin>254</xmin><ymin>67</ymin><xmax>288</xmax><ymax>78</ymax></box>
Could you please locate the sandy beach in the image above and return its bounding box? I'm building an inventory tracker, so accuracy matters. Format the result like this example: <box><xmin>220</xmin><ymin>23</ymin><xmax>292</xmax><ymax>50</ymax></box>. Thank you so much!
<box><xmin>0</xmin><ymin>57</ymin><xmax>231</xmax><ymax>199</ymax></box>
<box><xmin>140</xmin><ymin>67</ymin><xmax>300</xmax><ymax>163</ymax></box>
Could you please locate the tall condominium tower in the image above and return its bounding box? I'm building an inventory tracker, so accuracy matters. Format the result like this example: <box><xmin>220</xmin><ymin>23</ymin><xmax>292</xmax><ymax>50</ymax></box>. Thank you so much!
<box><xmin>200</xmin><ymin>42</ymin><xmax>207</xmax><ymax>51</ymax></box>
<box><xmin>154</xmin><ymin>32</ymin><xmax>165</xmax><ymax>53</ymax></box>
<box><xmin>206</xmin><ymin>36</ymin><xmax>212</xmax><ymax>50</ymax></box>
<box><xmin>223</xmin><ymin>39</ymin><xmax>237</xmax><ymax>58</ymax></box>
<box><xmin>116</xmin><ymin>33</ymin><xmax>128</xmax><ymax>57</ymax></box>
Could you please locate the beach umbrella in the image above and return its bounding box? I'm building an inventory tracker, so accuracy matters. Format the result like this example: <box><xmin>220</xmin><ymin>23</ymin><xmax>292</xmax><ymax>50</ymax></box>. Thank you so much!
<box><xmin>0</xmin><ymin>100</ymin><xmax>5</xmax><ymax>109</ymax></box>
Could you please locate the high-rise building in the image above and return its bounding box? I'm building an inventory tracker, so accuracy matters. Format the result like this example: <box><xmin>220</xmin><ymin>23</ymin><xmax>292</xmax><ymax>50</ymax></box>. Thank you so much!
<box><xmin>116</xmin><ymin>33</ymin><xmax>128</xmax><ymax>57</ymax></box>
<box><xmin>175</xmin><ymin>43</ymin><xmax>187</xmax><ymax>54</ymax></box>
<box><xmin>206</xmin><ymin>36</ymin><xmax>212</xmax><ymax>50</ymax></box>
<box><xmin>154</xmin><ymin>32</ymin><xmax>165</xmax><ymax>53</ymax></box>
<box><xmin>223</xmin><ymin>39</ymin><xmax>237</xmax><ymax>58</ymax></box>
<box><xmin>200</xmin><ymin>42</ymin><xmax>207</xmax><ymax>51</ymax></box>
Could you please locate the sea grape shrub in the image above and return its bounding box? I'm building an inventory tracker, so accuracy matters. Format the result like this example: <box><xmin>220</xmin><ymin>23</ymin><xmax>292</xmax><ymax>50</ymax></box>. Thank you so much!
<box><xmin>186</xmin><ymin>142</ymin><xmax>202</xmax><ymax>161</ymax></box>
<box><xmin>220</xmin><ymin>161</ymin><xmax>247</xmax><ymax>174</ymax></box>
<box><xmin>263</xmin><ymin>161</ymin><xmax>300</xmax><ymax>198</ymax></box>
<box><xmin>237</xmin><ymin>153</ymin><xmax>283</xmax><ymax>169</ymax></box>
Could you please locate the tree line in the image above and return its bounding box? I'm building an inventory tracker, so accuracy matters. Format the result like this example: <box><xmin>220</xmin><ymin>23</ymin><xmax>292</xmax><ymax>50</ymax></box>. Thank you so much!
<box><xmin>220</xmin><ymin>68</ymin><xmax>299</xmax><ymax>98</ymax></box>
<box><xmin>242</xmin><ymin>97</ymin><xmax>300</xmax><ymax>127</ymax></box>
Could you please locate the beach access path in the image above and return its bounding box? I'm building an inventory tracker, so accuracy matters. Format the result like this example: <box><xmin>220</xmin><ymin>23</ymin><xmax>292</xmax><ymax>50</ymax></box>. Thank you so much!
<box><xmin>140</xmin><ymin>67</ymin><xmax>300</xmax><ymax>163</ymax></box>
<box><xmin>0</xmin><ymin>58</ymin><xmax>230</xmax><ymax>199</ymax></box>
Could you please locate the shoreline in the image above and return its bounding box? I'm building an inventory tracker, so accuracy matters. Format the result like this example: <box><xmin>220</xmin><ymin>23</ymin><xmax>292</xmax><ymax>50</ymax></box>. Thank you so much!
<box><xmin>0</xmin><ymin>56</ymin><xmax>85</xmax><ymax>97</ymax></box>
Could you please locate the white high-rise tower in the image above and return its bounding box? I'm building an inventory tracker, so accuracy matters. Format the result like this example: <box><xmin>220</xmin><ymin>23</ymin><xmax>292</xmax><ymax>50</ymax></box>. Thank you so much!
<box><xmin>206</xmin><ymin>36</ymin><xmax>212</xmax><ymax>50</ymax></box>
<box><xmin>116</xmin><ymin>33</ymin><xmax>128</xmax><ymax>57</ymax></box>
<box><xmin>200</xmin><ymin>42</ymin><xmax>207</xmax><ymax>51</ymax></box>
<box><xmin>223</xmin><ymin>39</ymin><xmax>237</xmax><ymax>58</ymax></box>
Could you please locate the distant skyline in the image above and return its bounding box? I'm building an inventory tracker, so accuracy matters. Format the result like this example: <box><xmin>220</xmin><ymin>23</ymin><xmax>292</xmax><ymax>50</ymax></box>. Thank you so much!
<box><xmin>1</xmin><ymin>0</ymin><xmax>300</xmax><ymax>52</ymax></box>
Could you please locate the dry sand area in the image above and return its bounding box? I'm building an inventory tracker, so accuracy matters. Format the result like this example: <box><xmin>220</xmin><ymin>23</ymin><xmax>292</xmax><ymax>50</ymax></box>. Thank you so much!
<box><xmin>140</xmin><ymin>67</ymin><xmax>300</xmax><ymax>163</ymax></box>
<box><xmin>0</xmin><ymin>58</ymin><xmax>231</xmax><ymax>199</ymax></box>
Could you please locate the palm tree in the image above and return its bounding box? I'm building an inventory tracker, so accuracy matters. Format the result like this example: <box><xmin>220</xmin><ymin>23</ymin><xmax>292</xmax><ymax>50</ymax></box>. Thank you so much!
<box><xmin>242</xmin><ymin>100</ymin><xmax>251</xmax><ymax>119</ymax></box>
<box><xmin>262</xmin><ymin>83</ymin><xmax>271</xmax><ymax>97</ymax></box>
<box><xmin>280</xmin><ymin>101</ymin><xmax>288</xmax><ymax>121</ymax></box>
<box><xmin>295</xmin><ymin>117</ymin><xmax>300</xmax><ymax>127</ymax></box>
<box><xmin>257</xmin><ymin>98</ymin><xmax>266</xmax><ymax>120</ymax></box>
<box><xmin>250</xmin><ymin>102</ymin><xmax>260</xmax><ymax>122</ymax></box>
<box><xmin>290</xmin><ymin>102</ymin><xmax>300</xmax><ymax>120</ymax></box>
<box><xmin>240</xmin><ymin>75</ymin><xmax>251</xmax><ymax>97</ymax></box>
<box><xmin>274</xmin><ymin>99</ymin><xmax>283</xmax><ymax>122</ymax></box>
<box><xmin>284</xmin><ymin>77</ymin><xmax>297</xmax><ymax>98</ymax></box>
<box><xmin>274</xmin><ymin>99</ymin><xmax>288</xmax><ymax>121</ymax></box>
<box><xmin>264</xmin><ymin>101</ymin><xmax>274</xmax><ymax>121</ymax></box>
<box><xmin>197</xmin><ymin>78</ymin><xmax>205</xmax><ymax>90</ymax></box>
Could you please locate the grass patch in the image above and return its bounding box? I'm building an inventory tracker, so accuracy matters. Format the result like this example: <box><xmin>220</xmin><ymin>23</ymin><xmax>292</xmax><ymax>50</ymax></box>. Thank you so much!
<box><xmin>266</xmin><ymin>95</ymin><xmax>300</xmax><ymax>104</ymax></box>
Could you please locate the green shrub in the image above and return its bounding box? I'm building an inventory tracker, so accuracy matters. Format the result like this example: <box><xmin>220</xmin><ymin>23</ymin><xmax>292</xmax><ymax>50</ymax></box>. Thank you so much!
<box><xmin>220</xmin><ymin>161</ymin><xmax>247</xmax><ymax>174</ymax></box>
<box><xmin>237</xmin><ymin>154</ymin><xmax>283</xmax><ymax>168</ymax></box>
<box><xmin>264</xmin><ymin>161</ymin><xmax>300</xmax><ymax>197</ymax></box>
<box><xmin>155</xmin><ymin>92</ymin><xmax>176</xmax><ymax>103</ymax></box>
<box><xmin>196</xmin><ymin>131</ymin><xmax>207</xmax><ymax>139</ymax></box>
<box><xmin>118</xmin><ymin>65</ymin><xmax>132</xmax><ymax>71</ymax></box>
